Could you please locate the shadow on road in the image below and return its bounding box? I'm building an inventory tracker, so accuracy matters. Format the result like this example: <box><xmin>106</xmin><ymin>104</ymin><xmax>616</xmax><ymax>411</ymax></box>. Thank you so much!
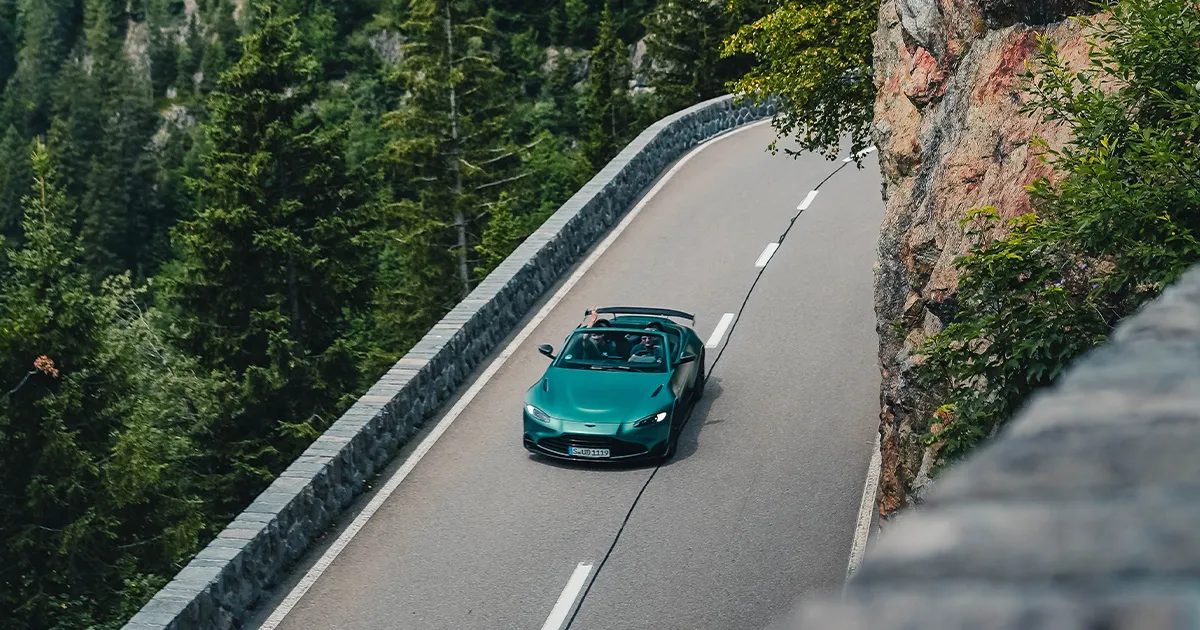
<box><xmin>670</xmin><ymin>375</ymin><xmax>723</xmax><ymax>463</ymax></box>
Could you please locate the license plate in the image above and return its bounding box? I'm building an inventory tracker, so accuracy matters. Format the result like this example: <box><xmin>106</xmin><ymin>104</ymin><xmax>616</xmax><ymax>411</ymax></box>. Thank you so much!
<box><xmin>569</xmin><ymin>446</ymin><xmax>610</xmax><ymax>458</ymax></box>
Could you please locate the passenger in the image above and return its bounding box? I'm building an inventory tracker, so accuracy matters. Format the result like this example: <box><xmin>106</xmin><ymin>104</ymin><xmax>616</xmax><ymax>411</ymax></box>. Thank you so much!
<box><xmin>629</xmin><ymin>323</ymin><xmax>665</xmax><ymax>362</ymax></box>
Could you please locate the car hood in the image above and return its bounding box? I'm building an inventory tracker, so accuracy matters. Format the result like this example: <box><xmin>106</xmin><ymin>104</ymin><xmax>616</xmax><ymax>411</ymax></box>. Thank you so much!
<box><xmin>527</xmin><ymin>367</ymin><xmax>675</xmax><ymax>424</ymax></box>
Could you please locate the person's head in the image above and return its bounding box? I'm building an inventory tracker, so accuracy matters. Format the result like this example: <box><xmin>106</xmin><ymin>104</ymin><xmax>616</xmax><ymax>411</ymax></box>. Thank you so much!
<box><xmin>587</xmin><ymin>319</ymin><xmax>610</xmax><ymax>342</ymax></box>
<box><xmin>640</xmin><ymin>322</ymin><xmax>662</xmax><ymax>346</ymax></box>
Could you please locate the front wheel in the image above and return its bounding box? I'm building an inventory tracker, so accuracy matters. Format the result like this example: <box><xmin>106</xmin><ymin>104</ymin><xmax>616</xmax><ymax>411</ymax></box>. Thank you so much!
<box><xmin>662</xmin><ymin>413</ymin><xmax>680</xmax><ymax>461</ymax></box>
<box><xmin>693</xmin><ymin>350</ymin><xmax>706</xmax><ymax>402</ymax></box>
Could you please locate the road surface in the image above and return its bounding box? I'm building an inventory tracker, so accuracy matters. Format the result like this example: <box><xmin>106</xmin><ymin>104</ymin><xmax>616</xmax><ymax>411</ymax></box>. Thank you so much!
<box><xmin>251</xmin><ymin>121</ymin><xmax>885</xmax><ymax>630</ymax></box>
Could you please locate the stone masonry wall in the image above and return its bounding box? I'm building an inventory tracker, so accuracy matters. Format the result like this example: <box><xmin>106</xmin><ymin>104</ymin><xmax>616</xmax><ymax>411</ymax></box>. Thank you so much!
<box><xmin>119</xmin><ymin>94</ymin><xmax>776</xmax><ymax>630</ymax></box>
<box><xmin>790</xmin><ymin>262</ymin><xmax>1200</xmax><ymax>629</ymax></box>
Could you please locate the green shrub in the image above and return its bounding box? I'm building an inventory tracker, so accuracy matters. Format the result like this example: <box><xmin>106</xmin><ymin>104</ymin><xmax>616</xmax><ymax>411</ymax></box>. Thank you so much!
<box><xmin>721</xmin><ymin>0</ymin><xmax>878</xmax><ymax>162</ymax></box>
<box><xmin>915</xmin><ymin>0</ymin><xmax>1200</xmax><ymax>469</ymax></box>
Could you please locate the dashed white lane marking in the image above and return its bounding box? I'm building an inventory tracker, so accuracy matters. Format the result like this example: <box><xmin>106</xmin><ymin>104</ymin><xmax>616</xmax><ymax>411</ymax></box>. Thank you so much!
<box><xmin>843</xmin><ymin>146</ymin><xmax>877</xmax><ymax>162</ymax></box>
<box><xmin>541</xmin><ymin>563</ymin><xmax>593</xmax><ymax>630</ymax></box>
<box><xmin>705</xmin><ymin>313</ymin><xmax>736</xmax><ymax>348</ymax></box>
<box><xmin>256</xmin><ymin>118</ymin><xmax>773</xmax><ymax>630</ymax></box>
<box><xmin>754</xmin><ymin>242</ymin><xmax>779</xmax><ymax>268</ymax></box>
<box><xmin>844</xmin><ymin>436</ymin><xmax>882</xmax><ymax>594</ymax></box>
<box><xmin>796</xmin><ymin>190</ymin><xmax>819</xmax><ymax>211</ymax></box>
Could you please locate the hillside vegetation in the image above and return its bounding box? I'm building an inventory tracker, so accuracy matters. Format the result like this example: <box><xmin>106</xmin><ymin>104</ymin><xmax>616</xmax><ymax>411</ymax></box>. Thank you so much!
<box><xmin>0</xmin><ymin>0</ymin><xmax>801</xmax><ymax>627</ymax></box>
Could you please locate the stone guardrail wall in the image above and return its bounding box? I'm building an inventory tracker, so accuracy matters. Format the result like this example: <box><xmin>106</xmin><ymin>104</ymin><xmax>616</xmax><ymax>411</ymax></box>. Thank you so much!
<box><xmin>120</xmin><ymin>94</ymin><xmax>777</xmax><ymax>630</ymax></box>
<box><xmin>787</xmin><ymin>264</ymin><xmax>1200</xmax><ymax>629</ymax></box>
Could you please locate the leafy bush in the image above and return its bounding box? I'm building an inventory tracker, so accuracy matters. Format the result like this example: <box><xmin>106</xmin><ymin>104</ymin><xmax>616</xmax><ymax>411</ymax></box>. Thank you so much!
<box><xmin>721</xmin><ymin>0</ymin><xmax>878</xmax><ymax>161</ymax></box>
<box><xmin>914</xmin><ymin>0</ymin><xmax>1200</xmax><ymax>468</ymax></box>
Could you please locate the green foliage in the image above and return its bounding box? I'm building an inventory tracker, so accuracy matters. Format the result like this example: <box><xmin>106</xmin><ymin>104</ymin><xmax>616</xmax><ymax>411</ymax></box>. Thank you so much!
<box><xmin>582</xmin><ymin>3</ymin><xmax>632</xmax><ymax>169</ymax></box>
<box><xmin>378</xmin><ymin>0</ymin><xmax>524</xmax><ymax>315</ymax></box>
<box><xmin>0</xmin><ymin>139</ymin><xmax>230</xmax><ymax>630</ymax></box>
<box><xmin>914</xmin><ymin>0</ymin><xmax>1200</xmax><ymax>469</ymax></box>
<box><xmin>197</xmin><ymin>0</ymin><xmax>243</xmax><ymax>93</ymax></box>
<box><xmin>2</xmin><ymin>0</ymin><xmax>82</xmax><ymax>134</ymax></box>
<box><xmin>565</xmin><ymin>0</ymin><xmax>594</xmax><ymax>44</ymax></box>
<box><xmin>162</xmin><ymin>7</ymin><xmax>377</xmax><ymax>516</ymax></box>
<box><xmin>0</xmin><ymin>124</ymin><xmax>29</xmax><ymax>242</ymax></box>
<box><xmin>145</xmin><ymin>2</ymin><xmax>181</xmax><ymax>97</ymax></box>
<box><xmin>474</xmin><ymin>131</ymin><xmax>590</xmax><ymax>277</ymax></box>
<box><xmin>722</xmin><ymin>0</ymin><xmax>877</xmax><ymax>162</ymax></box>
<box><xmin>0</xmin><ymin>0</ymin><xmax>16</xmax><ymax>92</ymax></box>
<box><xmin>642</xmin><ymin>0</ymin><xmax>726</xmax><ymax>116</ymax></box>
<box><xmin>68</xmin><ymin>0</ymin><xmax>164</xmax><ymax>280</ymax></box>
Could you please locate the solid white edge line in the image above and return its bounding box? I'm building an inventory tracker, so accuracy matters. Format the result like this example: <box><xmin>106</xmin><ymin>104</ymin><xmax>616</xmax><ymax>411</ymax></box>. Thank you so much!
<box><xmin>796</xmin><ymin>190</ymin><xmax>819</xmax><ymax>211</ymax></box>
<box><xmin>704</xmin><ymin>313</ymin><xmax>736</xmax><ymax>349</ymax></box>
<box><xmin>540</xmin><ymin>563</ymin><xmax>593</xmax><ymax>630</ymax></box>
<box><xmin>844</xmin><ymin>436</ymin><xmax>881</xmax><ymax>595</ymax></box>
<box><xmin>256</xmin><ymin>117</ymin><xmax>773</xmax><ymax>630</ymax></box>
<box><xmin>754</xmin><ymin>242</ymin><xmax>779</xmax><ymax>268</ymax></box>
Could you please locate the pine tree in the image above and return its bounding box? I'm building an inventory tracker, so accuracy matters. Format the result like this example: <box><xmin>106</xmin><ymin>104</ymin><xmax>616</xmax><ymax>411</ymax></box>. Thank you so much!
<box><xmin>565</xmin><ymin>0</ymin><xmax>594</xmax><ymax>46</ymax></box>
<box><xmin>198</xmin><ymin>0</ymin><xmax>242</xmax><ymax>94</ymax></box>
<box><xmin>581</xmin><ymin>3</ymin><xmax>631</xmax><ymax>169</ymax></box>
<box><xmin>548</xmin><ymin>0</ymin><xmax>567</xmax><ymax>44</ymax></box>
<box><xmin>642</xmin><ymin>0</ymin><xmax>726</xmax><ymax>116</ymax></box>
<box><xmin>1</xmin><ymin>0</ymin><xmax>77</xmax><ymax>136</ymax></box>
<box><xmin>46</xmin><ymin>0</ymin><xmax>163</xmax><ymax>280</ymax></box>
<box><xmin>162</xmin><ymin>6</ymin><xmax>375</xmax><ymax>514</ymax></box>
<box><xmin>543</xmin><ymin>46</ymin><xmax>581</xmax><ymax>137</ymax></box>
<box><xmin>379</xmin><ymin>0</ymin><xmax>525</xmax><ymax>312</ymax></box>
<box><xmin>146</xmin><ymin>0</ymin><xmax>181</xmax><ymax>97</ymax></box>
<box><xmin>0</xmin><ymin>125</ymin><xmax>29</xmax><ymax>243</ymax></box>
<box><xmin>0</xmin><ymin>0</ymin><xmax>17</xmax><ymax>92</ymax></box>
<box><xmin>174</xmin><ymin>13</ymin><xmax>204</xmax><ymax>96</ymax></box>
<box><xmin>0</xmin><ymin>138</ymin><xmax>222</xmax><ymax>630</ymax></box>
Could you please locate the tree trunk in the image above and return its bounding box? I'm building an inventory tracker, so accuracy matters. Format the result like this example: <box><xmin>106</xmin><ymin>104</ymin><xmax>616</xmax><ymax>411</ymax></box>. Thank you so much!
<box><xmin>446</xmin><ymin>3</ymin><xmax>470</xmax><ymax>298</ymax></box>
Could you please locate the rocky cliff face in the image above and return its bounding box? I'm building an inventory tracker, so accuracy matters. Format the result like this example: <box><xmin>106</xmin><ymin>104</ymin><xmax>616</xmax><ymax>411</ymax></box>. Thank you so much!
<box><xmin>869</xmin><ymin>0</ymin><xmax>1102</xmax><ymax>515</ymax></box>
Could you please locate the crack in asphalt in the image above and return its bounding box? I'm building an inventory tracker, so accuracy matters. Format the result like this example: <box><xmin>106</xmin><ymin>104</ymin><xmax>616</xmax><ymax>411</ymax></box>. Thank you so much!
<box><xmin>563</xmin><ymin>156</ymin><xmax>856</xmax><ymax>629</ymax></box>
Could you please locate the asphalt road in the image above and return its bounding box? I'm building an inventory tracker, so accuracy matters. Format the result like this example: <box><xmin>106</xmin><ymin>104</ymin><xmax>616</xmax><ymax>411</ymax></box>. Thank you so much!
<box><xmin>252</xmin><ymin>121</ymin><xmax>885</xmax><ymax>630</ymax></box>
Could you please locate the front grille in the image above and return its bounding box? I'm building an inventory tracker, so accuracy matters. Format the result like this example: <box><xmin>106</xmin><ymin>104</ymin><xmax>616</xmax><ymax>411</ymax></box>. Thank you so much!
<box><xmin>539</xmin><ymin>435</ymin><xmax>647</xmax><ymax>457</ymax></box>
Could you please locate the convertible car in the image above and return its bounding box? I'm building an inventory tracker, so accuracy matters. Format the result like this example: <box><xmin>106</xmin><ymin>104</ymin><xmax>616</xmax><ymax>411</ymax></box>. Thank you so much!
<box><xmin>522</xmin><ymin>306</ymin><xmax>706</xmax><ymax>462</ymax></box>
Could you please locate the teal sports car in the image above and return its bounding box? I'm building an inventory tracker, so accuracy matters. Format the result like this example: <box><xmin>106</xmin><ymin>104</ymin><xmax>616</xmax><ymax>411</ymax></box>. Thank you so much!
<box><xmin>523</xmin><ymin>306</ymin><xmax>706</xmax><ymax>462</ymax></box>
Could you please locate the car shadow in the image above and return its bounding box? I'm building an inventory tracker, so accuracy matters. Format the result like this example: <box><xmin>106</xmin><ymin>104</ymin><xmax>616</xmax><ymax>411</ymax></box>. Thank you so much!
<box><xmin>527</xmin><ymin>375</ymin><xmax>724</xmax><ymax>470</ymax></box>
<box><xmin>666</xmin><ymin>375</ymin><xmax>722</xmax><ymax>464</ymax></box>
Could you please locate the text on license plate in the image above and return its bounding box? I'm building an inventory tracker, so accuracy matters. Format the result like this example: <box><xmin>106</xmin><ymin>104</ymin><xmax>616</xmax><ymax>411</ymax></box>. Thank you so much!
<box><xmin>569</xmin><ymin>446</ymin><xmax>610</xmax><ymax>458</ymax></box>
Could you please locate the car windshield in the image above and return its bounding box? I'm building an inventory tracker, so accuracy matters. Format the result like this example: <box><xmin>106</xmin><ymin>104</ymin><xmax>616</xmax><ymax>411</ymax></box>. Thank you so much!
<box><xmin>555</xmin><ymin>328</ymin><xmax>670</xmax><ymax>373</ymax></box>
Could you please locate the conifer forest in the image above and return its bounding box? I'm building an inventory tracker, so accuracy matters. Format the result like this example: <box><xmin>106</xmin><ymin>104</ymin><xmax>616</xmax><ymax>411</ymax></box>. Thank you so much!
<box><xmin>0</xmin><ymin>0</ymin><xmax>786</xmax><ymax>626</ymax></box>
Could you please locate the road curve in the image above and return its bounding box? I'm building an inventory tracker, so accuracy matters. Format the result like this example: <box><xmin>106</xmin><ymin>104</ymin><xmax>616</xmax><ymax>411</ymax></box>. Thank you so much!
<box><xmin>249</xmin><ymin>122</ymin><xmax>885</xmax><ymax>630</ymax></box>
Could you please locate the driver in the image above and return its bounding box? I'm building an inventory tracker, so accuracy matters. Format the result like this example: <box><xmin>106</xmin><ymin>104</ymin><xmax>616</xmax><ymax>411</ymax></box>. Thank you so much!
<box><xmin>581</xmin><ymin>320</ymin><xmax>617</xmax><ymax>359</ymax></box>
<box><xmin>629</xmin><ymin>323</ymin><xmax>665</xmax><ymax>362</ymax></box>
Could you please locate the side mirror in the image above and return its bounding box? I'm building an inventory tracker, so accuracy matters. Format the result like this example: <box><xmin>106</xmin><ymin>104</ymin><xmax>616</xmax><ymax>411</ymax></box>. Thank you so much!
<box><xmin>678</xmin><ymin>352</ymin><xmax>697</xmax><ymax>364</ymax></box>
<box><xmin>538</xmin><ymin>344</ymin><xmax>555</xmax><ymax>359</ymax></box>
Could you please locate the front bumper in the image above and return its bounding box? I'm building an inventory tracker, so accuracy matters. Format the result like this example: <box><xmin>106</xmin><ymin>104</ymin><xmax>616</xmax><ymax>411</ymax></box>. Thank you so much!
<box><xmin>523</xmin><ymin>410</ymin><xmax>671</xmax><ymax>461</ymax></box>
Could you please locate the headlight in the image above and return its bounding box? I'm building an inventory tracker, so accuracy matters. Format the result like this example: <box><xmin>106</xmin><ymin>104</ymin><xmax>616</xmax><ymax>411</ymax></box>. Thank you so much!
<box><xmin>525</xmin><ymin>404</ymin><xmax>553</xmax><ymax>424</ymax></box>
<box><xmin>633</xmin><ymin>411</ymin><xmax>668</xmax><ymax>428</ymax></box>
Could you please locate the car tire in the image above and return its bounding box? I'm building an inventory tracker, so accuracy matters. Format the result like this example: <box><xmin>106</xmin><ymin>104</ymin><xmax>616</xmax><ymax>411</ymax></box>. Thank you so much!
<box><xmin>693</xmin><ymin>351</ymin><xmax>706</xmax><ymax>402</ymax></box>
<box><xmin>662</xmin><ymin>426</ymin><xmax>678</xmax><ymax>461</ymax></box>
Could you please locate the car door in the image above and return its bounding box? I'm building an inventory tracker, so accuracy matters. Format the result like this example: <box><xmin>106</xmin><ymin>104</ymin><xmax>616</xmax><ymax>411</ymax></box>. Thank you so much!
<box><xmin>667</xmin><ymin>329</ymin><xmax>696</xmax><ymax>401</ymax></box>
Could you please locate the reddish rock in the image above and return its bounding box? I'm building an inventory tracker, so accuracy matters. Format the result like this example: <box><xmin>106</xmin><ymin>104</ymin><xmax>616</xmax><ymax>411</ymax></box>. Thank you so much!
<box><xmin>870</xmin><ymin>0</ymin><xmax>1106</xmax><ymax>518</ymax></box>
<box><xmin>974</xmin><ymin>29</ymin><xmax>1042</xmax><ymax>99</ymax></box>
<box><xmin>904</xmin><ymin>46</ymin><xmax>951</xmax><ymax>106</ymax></box>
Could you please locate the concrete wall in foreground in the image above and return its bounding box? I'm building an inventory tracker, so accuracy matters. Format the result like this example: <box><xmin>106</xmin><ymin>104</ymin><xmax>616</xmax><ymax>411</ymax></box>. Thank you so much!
<box><xmin>120</xmin><ymin>94</ymin><xmax>777</xmax><ymax>630</ymax></box>
<box><xmin>789</xmin><ymin>264</ymin><xmax>1200</xmax><ymax>629</ymax></box>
